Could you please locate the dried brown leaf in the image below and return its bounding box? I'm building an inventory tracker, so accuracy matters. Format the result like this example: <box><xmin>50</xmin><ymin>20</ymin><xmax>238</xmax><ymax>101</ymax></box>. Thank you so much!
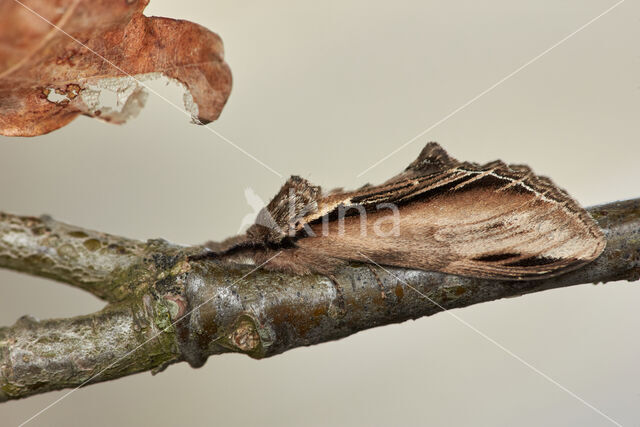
<box><xmin>0</xmin><ymin>0</ymin><xmax>232</xmax><ymax>136</ymax></box>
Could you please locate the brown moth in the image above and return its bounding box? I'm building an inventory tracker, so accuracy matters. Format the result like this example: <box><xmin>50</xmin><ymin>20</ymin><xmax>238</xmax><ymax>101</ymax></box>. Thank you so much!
<box><xmin>201</xmin><ymin>143</ymin><xmax>605</xmax><ymax>280</ymax></box>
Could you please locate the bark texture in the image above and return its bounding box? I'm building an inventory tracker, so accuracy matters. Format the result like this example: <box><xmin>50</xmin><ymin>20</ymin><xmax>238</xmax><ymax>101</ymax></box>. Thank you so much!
<box><xmin>1</xmin><ymin>198</ymin><xmax>639</xmax><ymax>401</ymax></box>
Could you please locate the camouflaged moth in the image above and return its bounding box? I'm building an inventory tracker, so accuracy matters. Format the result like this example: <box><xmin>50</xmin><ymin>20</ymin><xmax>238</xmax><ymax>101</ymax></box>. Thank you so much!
<box><xmin>201</xmin><ymin>142</ymin><xmax>605</xmax><ymax>281</ymax></box>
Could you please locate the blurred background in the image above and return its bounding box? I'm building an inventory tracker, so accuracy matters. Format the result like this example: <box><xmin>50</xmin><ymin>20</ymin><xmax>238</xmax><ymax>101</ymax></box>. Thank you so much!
<box><xmin>1</xmin><ymin>0</ymin><xmax>639</xmax><ymax>425</ymax></box>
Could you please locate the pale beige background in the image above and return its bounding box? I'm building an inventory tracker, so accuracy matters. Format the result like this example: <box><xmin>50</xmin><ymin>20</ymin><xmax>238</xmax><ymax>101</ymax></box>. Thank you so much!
<box><xmin>1</xmin><ymin>0</ymin><xmax>639</xmax><ymax>425</ymax></box>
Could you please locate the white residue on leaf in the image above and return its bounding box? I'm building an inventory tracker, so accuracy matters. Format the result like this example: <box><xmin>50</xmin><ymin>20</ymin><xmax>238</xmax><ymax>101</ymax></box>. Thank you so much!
<box><xmin>45</xmin><ymin>88</ymin><xmax>70</xmax><ymax>104</ymax></box>
<box><xmin>79</xmin><ymin>73</ymin><xmax>199</xmax><ymax>123</ymax></box>
<box><xmin>183</xmin><ymin>89</ymin><xmax>199</xmax><ymax>123</ymax></box>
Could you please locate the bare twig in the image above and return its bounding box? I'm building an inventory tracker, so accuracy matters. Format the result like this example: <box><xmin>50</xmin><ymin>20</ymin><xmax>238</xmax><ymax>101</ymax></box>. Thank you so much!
<box><xmin>1</xmin><ymin>198</ymin><xmax>639</xmax><ymax>401</ymax></box>
<box><xmin>0</xmin><ymin>212</ymin><xmax>145</xmax><ymax>301</ymax></box>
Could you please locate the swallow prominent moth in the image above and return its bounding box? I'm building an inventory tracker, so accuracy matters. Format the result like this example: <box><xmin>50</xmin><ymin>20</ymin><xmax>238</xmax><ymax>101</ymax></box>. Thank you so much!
<box><xmin>203</xmin><ymin>143</ymin><xmax>605</xmax><ymax>280</ymax></box>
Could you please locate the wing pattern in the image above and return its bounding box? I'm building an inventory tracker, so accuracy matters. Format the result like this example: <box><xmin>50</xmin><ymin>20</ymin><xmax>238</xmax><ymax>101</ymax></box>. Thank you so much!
<box><xmin>213</xmin><ymin>142</ymin><xmax>605</xmax><ymax>280</ymax></box>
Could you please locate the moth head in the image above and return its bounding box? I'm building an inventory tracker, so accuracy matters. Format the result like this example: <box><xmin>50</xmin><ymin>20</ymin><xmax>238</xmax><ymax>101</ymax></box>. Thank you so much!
<box><xmin>246</xmin><ymin>209</ymin><xmax>287</xmax><ymax>244</ymax></box>
<box><xmin>245</xmin><ymin>175</ymin><xmax>321</xmax><ymax>245</ymax></box>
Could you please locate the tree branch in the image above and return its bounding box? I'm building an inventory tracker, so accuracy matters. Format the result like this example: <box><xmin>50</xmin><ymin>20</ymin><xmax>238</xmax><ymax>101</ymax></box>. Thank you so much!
<box><xmin>1</xmin><ymin>199</ymin><xmax>639</xmax><ymax>401</ymax></box>
<box><xmin>0</xmin><ymin>212</ymin><xmax>146</xmax><ymax>301</ymax></box>
<box><xmin>0</xmin><ymin>302</ymin><xmax>178</xmax><ymax>402</ymax></box>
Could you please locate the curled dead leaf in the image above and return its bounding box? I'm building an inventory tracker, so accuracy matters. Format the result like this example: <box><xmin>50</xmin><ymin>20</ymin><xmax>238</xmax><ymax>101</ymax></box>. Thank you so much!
<box><xmin>0</xmin><ymin>0</ymin><xmax>232</xmax><ymax>136</ymax></box>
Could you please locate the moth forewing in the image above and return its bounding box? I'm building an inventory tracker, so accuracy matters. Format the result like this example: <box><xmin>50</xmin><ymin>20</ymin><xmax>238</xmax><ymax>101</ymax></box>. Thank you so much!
<box><xmin>206</xmin><ymin>142</ymin><xmax>605</xmax><ymax>281</ymax></box>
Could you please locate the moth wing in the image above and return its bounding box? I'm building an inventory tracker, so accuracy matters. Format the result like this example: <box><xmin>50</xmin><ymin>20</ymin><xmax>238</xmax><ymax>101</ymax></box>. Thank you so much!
<box><xmin>387</xmin><ymin>141</ymin><xmax>462</xmax><ymax>182</ymax></box>
<box><xmin>297</xmin><ymin>165</ymin><xmax>605</xmax><ymax>280</ymax></box>
<box><xmin>299</xmin><ymin>142</ymin><xmax>483</xmax><ymax>226</ymax></box>
<box><xmin>425</xmin><ymin>178</ymin><xmax>605</xmax><ymax>279</ymax></box>
<box><xmin>289</xmin><ymin>142</ymin><xmax>467</xmax><ymax>232</ymax></box>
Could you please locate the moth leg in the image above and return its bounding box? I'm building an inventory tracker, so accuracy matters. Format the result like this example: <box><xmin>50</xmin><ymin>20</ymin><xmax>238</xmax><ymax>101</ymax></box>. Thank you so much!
<box><xmin>366</xmin><ymin>265</ymin><xmax>387</xmax><ymax>300</ymax></box>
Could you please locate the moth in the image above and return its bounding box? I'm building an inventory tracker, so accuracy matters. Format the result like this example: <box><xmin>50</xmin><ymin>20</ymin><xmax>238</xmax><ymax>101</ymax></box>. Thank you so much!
<box><xmin>201</xmin><ymin>143</ymin><xmax>605</xmax><ymax>281</ymax></box>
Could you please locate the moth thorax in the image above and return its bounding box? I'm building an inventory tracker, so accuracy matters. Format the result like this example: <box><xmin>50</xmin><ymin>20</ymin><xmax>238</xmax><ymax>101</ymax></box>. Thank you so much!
<box><xmin>246</xmin><ymin>223</ymin><xmax>286</xmax><ymax>245</ymax></box>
